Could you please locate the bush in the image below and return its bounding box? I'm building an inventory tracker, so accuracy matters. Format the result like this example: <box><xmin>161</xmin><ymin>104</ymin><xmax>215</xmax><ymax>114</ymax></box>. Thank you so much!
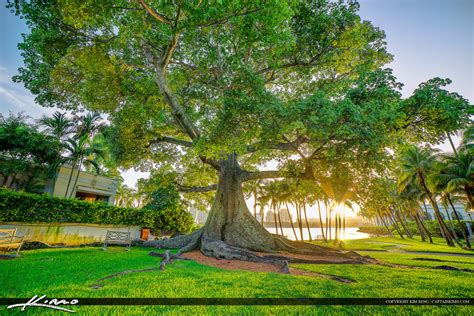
<box><xmin>358</xmin><ymin>226</ymin><xmax>390</xmax><ymax>235</ymax></box>
<box><xmin>0</xmin><ymin>188</ymin><xmax>194</xmax><ymax>233</ymax></box>
<box><xmin>397</xmin><ymin>220</ymin><xmax>474</xmax><ymax>238</ymax></box>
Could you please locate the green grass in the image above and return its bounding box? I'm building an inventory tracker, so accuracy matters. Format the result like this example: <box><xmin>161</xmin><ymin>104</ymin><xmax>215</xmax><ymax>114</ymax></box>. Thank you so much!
<box><xmin>1</xmin><ymin>245</ymin><xmax>473</xmax><ymax>315</ymax></box>
<box><xmin>313</xmin><ymin>236</ymin><xmax>474</xmax><ymax>254</ymax></box>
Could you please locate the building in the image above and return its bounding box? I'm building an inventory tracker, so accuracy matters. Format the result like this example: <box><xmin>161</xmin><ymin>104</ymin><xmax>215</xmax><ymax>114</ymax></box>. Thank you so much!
<box><xmin>188</xmin><ymin>206</ymin><xmax>208</xmax><ymax>224</ymax></box>
<box><xmin>45</xmin><ymin>166</ymin><xmax>118</xmax><ymax>205</ymax></box>
<box><xmin>421</xmin><ymin>203</ymin><xmax>473</xmax><ymax>221</ymax></box>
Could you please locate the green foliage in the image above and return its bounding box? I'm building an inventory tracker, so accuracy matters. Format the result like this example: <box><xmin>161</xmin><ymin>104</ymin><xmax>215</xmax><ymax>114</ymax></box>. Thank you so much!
<box><xmin>143</xmin><ymin>186</ymin><xmax>195</xmax><ymax>234</ymax></box>
<box><xmin>0</xmin><ymin>113</ymin><xmax>61</xmax><ymax>191</ymax></box>
<box><xmin>357</xmin><ymin>226</ymin><xmax>388</xmax><ymax>236</ymax></box>
<box><xmin>0</xmin><ymin>188</ymin><xmax>193</xmax><ymax>233</ymax></box>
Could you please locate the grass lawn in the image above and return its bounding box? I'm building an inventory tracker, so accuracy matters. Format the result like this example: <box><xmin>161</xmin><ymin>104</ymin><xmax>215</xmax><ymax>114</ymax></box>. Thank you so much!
<box><xmin>312</xmin><ymin>236</ymin><xmax>474</xmax><ymax>254</ymax></box>
<box><xmin>1</xmin><ymin>241</ymin><xmax>473</xmax><ymax>315</ymax></box>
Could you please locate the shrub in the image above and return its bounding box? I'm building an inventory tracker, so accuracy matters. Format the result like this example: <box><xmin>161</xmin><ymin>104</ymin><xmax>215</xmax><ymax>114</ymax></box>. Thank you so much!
<box><xmin>358</xmin><ymin>226</ymin><xmax>390</xmax><ymax>235</ymax></box>
<box><xmin>0</xmin><ymin>188</ymin><xmax>194</xmax><ymax>233</ymax></box>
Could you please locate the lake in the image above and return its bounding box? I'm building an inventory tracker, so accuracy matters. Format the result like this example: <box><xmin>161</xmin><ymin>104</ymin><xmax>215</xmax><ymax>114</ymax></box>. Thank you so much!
<box><xmin>264</xmin><ymin>227</ymin><xmax>369</xmax><ymax>241</ymax></box>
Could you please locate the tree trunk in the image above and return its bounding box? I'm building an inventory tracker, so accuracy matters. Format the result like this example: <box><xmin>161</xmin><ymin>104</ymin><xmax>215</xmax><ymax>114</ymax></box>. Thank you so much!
<box><xmin>418</xmin><ymin>173</ymin><xmax>455</xmax><ymax>247</ymax></box>
<box><xmin>378</xmin><ymin>213</ymin><xmax>393</xmax><ymax>237</ymax></box>
<box><xmin>465</xmin><ymin>186</ymin><xmax>474</xmax><ymax>210</ymax></box>
<box><xmin>277</xmin><ymin>204</ymin><xmax>284</xmax><ymax>236</ymax></box>
<box><xmin>69</xmin><ymin>157</ymin><xmax>84</xmax><ymax>198</ymax></box>
<box><xmin>202</xmin><ymin>154</ymin><xmax>276</xmax><ymax>251</ymax></box>
<box><xmin>387</xmin><ymin>208</ymin><xmax>405</xmax><ymax>239</ymax></box>
<box><xmin>317</xmin><ymin>200</ymin><xmax>327</xmax><ymax>242</ymax></box>
<box><xmin>64</xmin><ymin>162</ymin><xmax>77</xmax><ymax>197</ymax></box>
<box><xmin>284</xmin><ymin>202</ymin><xmax>298</xmax><ymax>241</ymax></box>
<box><xmin>417</xmin><ymin>210</ymin><xmax>433</xmax><ymax>243</ymax></box>
<box><xmin>295</xmin><ymin>202</ymin><xmax>304</xmax><ymax>241</ymax></box>
<box><xmin>272</xmin><ymin>201</ymin><xmax>278</xmax><ymax>234</ymax></box>
<box><xmin>413</xmin><ymin>212</ymin><xmax>426</xmax><ymax>242</ymax></box>
<box><xmin>448</xmin><ymin>195</ymin><xmax>471</xmax><ymax>249</ymax></box>
<box><xmin>303</xmin><ymin>203</ymin><xmax>312</xmax><ymax>241</ymax></box>
<box><xmin>447</xmin><ymin>133</ymin><xmax>458</xmax><ymax>156</ymax></box>
<box><xmin>144</xmin><ymin>154</ymin><xmax>373</xmax><ymax>266</ymax></box>
<box><xmin>253</xmin><ymin>189</ymin><xmax>258</xmax><ymax>219</ymax></box>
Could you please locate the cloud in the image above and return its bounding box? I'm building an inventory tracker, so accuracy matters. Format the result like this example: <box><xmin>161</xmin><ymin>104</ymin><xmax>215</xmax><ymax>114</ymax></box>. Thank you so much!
<box><xmin>0</xmin><ymin>66</ymin><xmax>55</xmax><ymax>118</ymax></box>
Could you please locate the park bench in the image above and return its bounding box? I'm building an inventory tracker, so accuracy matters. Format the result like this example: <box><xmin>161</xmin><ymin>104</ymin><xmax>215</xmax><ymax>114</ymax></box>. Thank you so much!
<box><xmin>0</xmin><ymin>228</ymin><xmax>24</xmax><ymax>256</ymax></box>
<box><xmin>102</xmin><ymin>230</ymin><xmax>131</xmax><ymax>251</ymax></box>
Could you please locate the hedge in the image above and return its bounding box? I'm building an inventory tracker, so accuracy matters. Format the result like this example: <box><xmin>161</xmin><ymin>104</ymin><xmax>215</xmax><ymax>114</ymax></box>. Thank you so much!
<box><xmin>0</xmin><ymin>188</ymin><xmax>194</xmax><ymax>233</ymax></box>
<box><xmin>359</xmin><ymin>220</ymin><xmax>474</xmax><ymax>238</ymax></box>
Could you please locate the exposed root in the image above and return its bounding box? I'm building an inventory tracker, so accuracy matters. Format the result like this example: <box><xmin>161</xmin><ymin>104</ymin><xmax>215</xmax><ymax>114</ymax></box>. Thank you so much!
<box><xmin>160</xmin><ymin>250</ymin><xmax>171</xmax><ymax>270</ymax></box>
<box><xmin>91</xmin><ymin>267</ymin><xmax>157</xmax><ymax>289</ymax></box>
<box><xmin>143</xmin><ymin>229</ymin><xmax>202</xmax><ymax>249</ymax></box>
<box><xmin>145</xmin><ymin>228</ymin><xmax>376</xmax><ymax>269</ymax></box>
<box><xmin>200</xmin><ymin>236</ymin><xmax>289</xmax><ymax>273</ymax></box>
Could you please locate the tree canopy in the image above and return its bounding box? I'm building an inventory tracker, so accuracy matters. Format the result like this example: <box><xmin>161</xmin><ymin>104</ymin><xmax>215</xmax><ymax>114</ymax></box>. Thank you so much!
<box><xmin>9</xmin><ymin>0</ymin><xmax>472</xmax><ymax>257</ymax></box>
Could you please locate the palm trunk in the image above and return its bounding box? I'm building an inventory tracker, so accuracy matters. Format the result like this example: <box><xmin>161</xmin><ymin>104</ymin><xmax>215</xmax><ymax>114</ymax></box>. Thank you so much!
<box><xmin>422</xmin><ymin>201</ymin><xmax>431</xmax><ymax>220</ymax></box>
<box><xmin>317</xmin><ymin>200</ymin><xmax>327</xmax><ymax>242</ymax></box>
<box><xmin>272</xmin><ymin>201</ymin><xmax>278</xmax><ymax>234</ymax></box>
<box><xmin>417</xmin><ymin>209</ymin><xmax>433</xmax><ymax>243</ymax></box>
<box><xmin>285</xmin><ymin>202</ymin><xmax>298</xmax><ymax>241</ymax></box>
<box><xmin>418</xmin><ymin>173</ymin><xmax>455</xmax><ymax>247</ymax></box>
<box><xmin>295</xmin><ymin>202</ymin><xmax>304</xmax><ymax>241</ymax></box>
<box><xmin>413</xmin><ymin>212</ymin><xmax>426</xmax><ymax>241</ymax></box>
<box><xmin>302</xmin><ymin>203</ymin><xmax>312</xmax><ymax>241</ymax></box>
<box><xmin>448</xmin><ymin>195</ymin><xmax>471</xmax><ymax>249</ymax></box>
<box><xmin>395</xmin><ymin>209</ymin><xmax>412</xmax><ymax>238</ymax></box>
<box><xmin>378</xmin><ymin>213</ymin><xmax>393</xmax><ymax>237</ymax></box>
<box><xmin>64</xmin><ymin>163</ymin><xmax>76</xmax><ymax>197</ymax></box>
<box><xmin>465</xmin><ymin>186</ymin><xmax>474</xmax><ymax>210</ymax></box>
<box><xmin>387</xmin><ymin>208</ymin><xmax>405</xmax><ymax>239</ymax></box>
<box><xmin>443</xmin><ymin>204</ymin><xmax>460</xmax><ymax>241</ymax></box>
<box><xmin>447</xmin><ymin>133</ymin><xmax>458</xmax><ymax>156</ymax></box>
<box><xmin>69</xmin><ymin>155</ymin><xmax>84</xmax><ymax>198</ymax></box>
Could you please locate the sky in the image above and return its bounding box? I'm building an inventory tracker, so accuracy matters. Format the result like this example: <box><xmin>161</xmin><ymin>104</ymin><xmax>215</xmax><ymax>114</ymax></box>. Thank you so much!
<box><xmin>0</xmin><ymin>0</ymin><xmax>473</xmax><ymax>191</ymax></box>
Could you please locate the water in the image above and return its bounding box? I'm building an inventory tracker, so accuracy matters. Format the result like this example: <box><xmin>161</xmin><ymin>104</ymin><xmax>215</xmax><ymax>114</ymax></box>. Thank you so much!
<box><xmin>265</xmin><ymin>227</ymin><xmax>369</xmax><ymax>241</ymax></box>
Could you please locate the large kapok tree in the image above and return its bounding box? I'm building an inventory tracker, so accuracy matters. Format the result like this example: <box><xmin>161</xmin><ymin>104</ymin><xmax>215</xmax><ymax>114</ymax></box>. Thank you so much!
<box><xmin>10</xmin><ymin>0</ymin><xmax>471</xmax><ymax>264</ymax></box>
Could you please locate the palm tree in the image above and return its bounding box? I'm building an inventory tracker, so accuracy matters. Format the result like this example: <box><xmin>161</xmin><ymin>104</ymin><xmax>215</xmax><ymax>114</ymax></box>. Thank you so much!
<box><xmin>64</xmin><ymin>113</ymin><xmax>106</xmax><ymax>198</ymax></box>
<box><xmin>397</xmin><ymin>146</ymin><xmax>456</xmax><ymax>246</ymax></box>
<box><xmin>39</xmin><ymin>111</ymin><xmax>73</xmax><ymax>140</ymax></box>
<box><xmin>437</xmin><ymin>150</ymin><xmax>473</xmax><ymax>209</ymax></box>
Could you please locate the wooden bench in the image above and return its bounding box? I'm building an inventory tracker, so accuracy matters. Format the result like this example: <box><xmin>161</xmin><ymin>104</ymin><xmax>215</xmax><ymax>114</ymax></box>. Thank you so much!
<box><xmin>0</xmin><ymin>228</ymin><xmax>24</xmax><ymax>256</ymax></box>
<box><xmin>102</xmin><ymin>231</ymin><xmax>131</xmax><ymax>251</ymax></box>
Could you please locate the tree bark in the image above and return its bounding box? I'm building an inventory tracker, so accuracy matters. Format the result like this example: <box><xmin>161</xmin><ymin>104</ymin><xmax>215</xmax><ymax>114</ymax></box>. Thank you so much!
<box><xmin>303</xmin><ymin>203</ymin><xmax>312</xmax><ymax>241</ymax></box>
<box><xmin>418</xmin><ymin>173</ymin><xmax>455</xmax><ymax>247</ymax></box>
<box><xmin>285</xmin><ymin>202</ymin><xmax>298</xmax><ymax>241</ymax></box>
<box><xmin>448</xmin><ymin>195</ymin><xmax>471</xmax><ymax>249</ymax></box>
<box><xmin>317</xmin><ymin>200</ymin><xmax>327</xmax><ymax>242</ymax></box>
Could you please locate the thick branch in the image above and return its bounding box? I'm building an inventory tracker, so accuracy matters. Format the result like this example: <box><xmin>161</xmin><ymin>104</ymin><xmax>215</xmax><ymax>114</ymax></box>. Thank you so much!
<box><xmin>177</xmin><ymin>184</ymin><xmax>218</xmax><ymax>193</ymax></box>
<box><xmin>151</xmin><ymin>136</ymin><xmax>193</xmax><ymax>147</ymax></box>
<box><xmin>137</xmin><ymin>0</ymin><xmax>173</xmax><ymax>25</ymax></box>
<box><xmin>246</xmin><ymin>136</ymin><xmax>308</xmax><ymax>154</ymax></box>
<box><xmin>198</xmin><ymin>8</ymin><xmax>262</xmax><ymax>27</ymax></box>
<box><xmin>241</xmin><ymin>170</ymin><xmax>283</xmax><ymax>182</ymax></box>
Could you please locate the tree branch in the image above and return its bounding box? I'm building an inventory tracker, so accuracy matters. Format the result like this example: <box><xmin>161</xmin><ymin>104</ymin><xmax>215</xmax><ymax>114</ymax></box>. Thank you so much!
<box><xmin>241</xmin><ymin>170</ymin><xmax>283</xmax><ymax>182</ymax></box>
<box><xmin>151</xmin><ymin>136</ymin><xmax>193</xmax><ymax>147</ymax></box>
<box><xmin>246</xmin><ymin>136</ymin><xmax>308</xmax><ymax>154</ymax></box>
<box><xmin>177</xmin><ymin>184</ymin><xmax>218</xmax><ymax>193</ymax></box>
<box><xmin>137</xmin><ymin>0</ymin><xmax>173</xmax><ymax>25</ymax></box>
<box><xmin>198</xmin><ymin>8</ymin><xmax>262</xmax><ymax>28</ymax></box>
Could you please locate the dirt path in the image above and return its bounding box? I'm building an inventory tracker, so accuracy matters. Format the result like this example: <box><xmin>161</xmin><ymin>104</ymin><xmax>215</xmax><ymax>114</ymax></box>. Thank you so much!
<box><xmin>181</xmin><ymin>250</ymin><xmax>356</xmax><ymax>283</ymax></box>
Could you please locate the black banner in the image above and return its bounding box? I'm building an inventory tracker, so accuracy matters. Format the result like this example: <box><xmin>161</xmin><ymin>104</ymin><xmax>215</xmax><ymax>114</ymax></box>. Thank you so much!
<box><xmin>0</xmin><ymin>298</ymin><xmax>472</xmax><ymax>306</ymax></box>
